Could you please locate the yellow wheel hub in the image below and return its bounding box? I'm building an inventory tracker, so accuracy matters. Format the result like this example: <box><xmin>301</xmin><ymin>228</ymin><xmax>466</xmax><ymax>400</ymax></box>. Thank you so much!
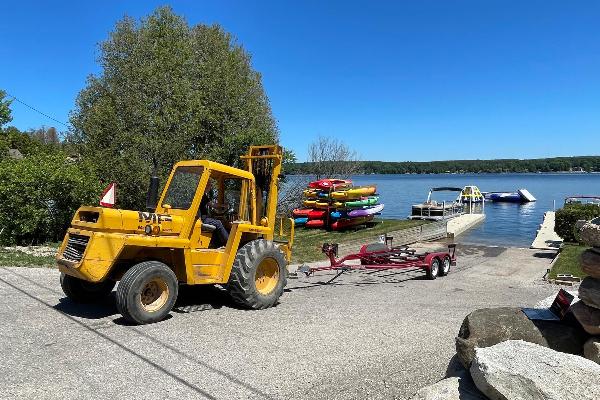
<box><xmin>140</xmin><ymin>278</ymin><xmax>169</xmax><ymax>312</ymax></box>
<box><xmin>255</xmin><ymin>258</ymin><xmax>280</xmax><ymax>295</ymax></box>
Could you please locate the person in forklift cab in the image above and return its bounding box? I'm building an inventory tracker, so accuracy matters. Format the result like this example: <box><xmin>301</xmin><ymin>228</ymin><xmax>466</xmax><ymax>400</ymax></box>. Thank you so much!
<box><xmin>199</xmin><ymin>181</ymin><xmax>229</xmax><ymax>247</ymax></box>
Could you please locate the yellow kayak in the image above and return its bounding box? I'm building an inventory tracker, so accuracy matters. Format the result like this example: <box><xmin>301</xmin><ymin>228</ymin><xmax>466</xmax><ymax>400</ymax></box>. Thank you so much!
<box><xmin>303</xmin><ymin>189</ymin><xmax>319</xmax><ymax>198</ymax></box>
<box><xmin>314</xmin><ymin>201</ymin><xmax>330</xmax><ymax>209</ymax></box>
<box><xmin>330</xmin><ymin>186</ymin><xmax>376</xmax><ymax>200</ymax></box>
<box><xmin>303</xmin><ymin>199</ymin><xmax>317</xmax><ymax>207</ymax></box>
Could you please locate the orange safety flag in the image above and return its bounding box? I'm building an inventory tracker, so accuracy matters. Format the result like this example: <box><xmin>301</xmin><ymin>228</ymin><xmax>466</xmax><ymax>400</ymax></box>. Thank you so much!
<box><xmin>99</xmin><ymin>182</ymin><xmax>116</xmax><ymax>208</ymax></box>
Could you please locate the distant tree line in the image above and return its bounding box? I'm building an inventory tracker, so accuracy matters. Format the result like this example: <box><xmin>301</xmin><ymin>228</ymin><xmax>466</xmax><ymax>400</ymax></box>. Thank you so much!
<box><xmin>286</xmin><ymin>156</ymin><xmax>600</xmax><ymax>175</ymax></box>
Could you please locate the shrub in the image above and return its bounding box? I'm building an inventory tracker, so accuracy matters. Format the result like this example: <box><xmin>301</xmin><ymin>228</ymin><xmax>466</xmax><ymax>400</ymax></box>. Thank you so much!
<box><xmin>0</xmin><ymin>153</ymin><xmax>102</xmax><ymax>245</ymax></box>
<box><xmin>555</xmin><ymin>203</ymin><xmax>600</xmax><ymax>242</ymax></box>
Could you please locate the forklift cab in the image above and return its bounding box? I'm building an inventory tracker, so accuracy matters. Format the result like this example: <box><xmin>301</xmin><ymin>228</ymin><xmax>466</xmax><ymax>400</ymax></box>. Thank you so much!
<box><xmin>192</xmin><ymin>171</ymin><xmax>256</xmax><ymax>248</ymax></box>
<box><xmin>158</xmin><ymin>162</ymin><xmax>256</xmax><ymax>250</ymax></box>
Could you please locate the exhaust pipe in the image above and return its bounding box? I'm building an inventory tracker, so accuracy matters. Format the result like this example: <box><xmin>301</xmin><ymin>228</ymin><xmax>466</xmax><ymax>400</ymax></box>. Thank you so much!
<box><xmin>146</xmin><ymin>159</ymin><xmax>159</xmax><ymax>212</ymax></box>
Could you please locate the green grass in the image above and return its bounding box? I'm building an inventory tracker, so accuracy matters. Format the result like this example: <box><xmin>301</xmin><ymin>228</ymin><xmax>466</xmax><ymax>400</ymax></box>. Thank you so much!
<box><xmin>282</xmin><ymin>218</ymin><xmax>427</xmax><ymax>263</ymax></box>
<box><xmin>549</xmin><ymin>244</ymin><xmax>588</xmax><ymax>279</ymax></box>
<box><xmin>1</xmin><ymin>222</ymin><xmax>427</xmax><ymax>268</ymax></box>
<box><xmin>0</xmin><ymin>248</ymin><xmax>56</xmax><ymax>268</ymax></box>
<box><xmin>0</xmin><ymin>242</ymin><xmax>58</xmax><ymax>268</ymax></box>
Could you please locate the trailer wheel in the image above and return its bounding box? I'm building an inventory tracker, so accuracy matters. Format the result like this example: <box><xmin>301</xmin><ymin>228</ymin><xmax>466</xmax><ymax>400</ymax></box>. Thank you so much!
<box><xmin>439</xmin><ymin>256</ymin><xmax>451</xmax><ymax>277</ymax></box>
<box><xmin>227</xmin><ymin>239</ymin><xmax>287</xmax><ymax>309</ymax></box>
<box><xmin>116</xmin><ymin>261</ymin><xmax>178</xmax><ymax>325</ymax></box>
<box><xmin>426</xmin><ymin>257</ymin><xmax>440</xmax><ymax>280</ymax></box>
<box><xmin>60</xmin><ymin>273</ymin><xmax>115</xmax><ymax>303</ymax></box>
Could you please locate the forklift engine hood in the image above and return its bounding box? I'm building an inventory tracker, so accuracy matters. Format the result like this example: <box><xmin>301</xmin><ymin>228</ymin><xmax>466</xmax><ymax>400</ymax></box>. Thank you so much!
<box><xmin>70</xmin><ymin>206</ymin><xmax>184</xmax><ymax>236</ymax></box>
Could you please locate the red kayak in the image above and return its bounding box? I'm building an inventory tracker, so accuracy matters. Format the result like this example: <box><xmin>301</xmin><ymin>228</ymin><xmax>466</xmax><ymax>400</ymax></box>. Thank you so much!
<box><xmin>308</xmin><ymin>210</ymin><xmax>326</xmax><ymax>220</ymax></box>
<box><xmin>308</xmin><ymin>179</ymin><xmax>352</xmax><ymax>190</ymax></box>
<box><xmin>305</xmin><ymin>219</ymin><xmax>325</xmax><ymax>228</ymax></box>
<box><xmin>331</xmin><ymin>215</ymin><xmax>374</xmax><ymax>231</ymax></box>
<box><xmin>292</xmin><ymin>208</ymin><xmax>313</xmax><ymax>218</ymax></box>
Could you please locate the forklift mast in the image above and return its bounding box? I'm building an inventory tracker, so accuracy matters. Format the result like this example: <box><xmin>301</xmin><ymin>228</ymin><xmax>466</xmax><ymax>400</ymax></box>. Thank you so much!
<box><xmin>240</xmin><ymin>145</ymin><xmax>283</xmax><ymax>239</ymax></box>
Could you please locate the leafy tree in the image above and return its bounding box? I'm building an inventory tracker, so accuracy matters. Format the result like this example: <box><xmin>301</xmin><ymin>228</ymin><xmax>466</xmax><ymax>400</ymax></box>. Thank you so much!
<box><xmin>70</xmin><ymin>7</ymin><xmax>279</xmax><ymax>209</ymax></box>
<box><xmin>0</xmin><ymin>90</ymin><xmax>13</xmax><ymax>128</ymax></box>
<box><xmin>31</xmin><ymin>126</ymin><xmax>60</xmax><ymax>144</ymax></box>
<box><xmin>0</xmin><ymin>153</ymin><xmax>102</xmax><ymax>245</ymax></box>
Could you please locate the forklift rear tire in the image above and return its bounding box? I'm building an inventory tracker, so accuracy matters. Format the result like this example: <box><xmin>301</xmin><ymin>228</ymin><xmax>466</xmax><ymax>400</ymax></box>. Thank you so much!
<box><xmin>227</xmin><ymin>239</ymin><xmax>287</xmax><ymax>309</ymax></box>
<box><xmin>60</xmin><ymin>273</ymin><xmax>115</xmax><ymax>303</ymax></box>
<box><xmin>426</xmin><ymin>257</ymin><xmax>440</xmax><ymax>280</ymax></box>
<box><xmin>116</xmin><ymin>261</ymin><xmax>178</xmax><ymax>324</ymax></box>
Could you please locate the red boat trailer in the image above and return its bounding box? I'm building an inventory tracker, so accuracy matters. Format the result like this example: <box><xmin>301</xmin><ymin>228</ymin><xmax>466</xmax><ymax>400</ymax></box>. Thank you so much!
<box><xmin>297</xmin><ymin>235</ymin><xmax>457</xmax><ymax>283</ymax></box>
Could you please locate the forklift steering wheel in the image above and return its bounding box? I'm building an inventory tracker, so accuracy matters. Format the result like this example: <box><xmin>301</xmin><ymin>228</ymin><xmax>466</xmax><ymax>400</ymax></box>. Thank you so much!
<box><xmin>208</xmin><ymin>203</ymin><xmax>232</xmax><ymax>216</ymax></box>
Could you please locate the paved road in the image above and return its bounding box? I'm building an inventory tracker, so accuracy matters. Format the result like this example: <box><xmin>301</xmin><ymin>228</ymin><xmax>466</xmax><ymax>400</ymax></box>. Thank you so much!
<box><xmin>0</xmin><ymin>244</ymin><xmax>558</xmax><ymax>400</ymax></box>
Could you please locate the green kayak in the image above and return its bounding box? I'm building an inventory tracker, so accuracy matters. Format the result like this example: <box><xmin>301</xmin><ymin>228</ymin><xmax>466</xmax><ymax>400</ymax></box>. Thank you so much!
<box><xmin>343</xmin><ymin>196</ymin><xmax>379</xmax><ymax>207</ymax></box>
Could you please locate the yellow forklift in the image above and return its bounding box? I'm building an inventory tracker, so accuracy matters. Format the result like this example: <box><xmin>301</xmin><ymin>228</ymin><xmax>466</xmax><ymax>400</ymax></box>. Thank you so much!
<box><xmin>56</xmin><ymin>145</ymin><xmax>294</xmax><ymax>324</ymax></box>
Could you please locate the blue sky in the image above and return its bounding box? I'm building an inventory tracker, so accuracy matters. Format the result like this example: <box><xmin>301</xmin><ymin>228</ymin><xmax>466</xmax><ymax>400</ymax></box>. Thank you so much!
<box><xmin>1</xmin><ymin>1</ymin><xmax>599</xmax><ymax>161</ymax></box>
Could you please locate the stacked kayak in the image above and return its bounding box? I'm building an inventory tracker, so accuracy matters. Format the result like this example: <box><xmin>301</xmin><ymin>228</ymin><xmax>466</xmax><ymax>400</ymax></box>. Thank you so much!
<box><xmin>292</xmin><ymin>178</ymin><xmax>384</xmax><ymax>230</ymax></box>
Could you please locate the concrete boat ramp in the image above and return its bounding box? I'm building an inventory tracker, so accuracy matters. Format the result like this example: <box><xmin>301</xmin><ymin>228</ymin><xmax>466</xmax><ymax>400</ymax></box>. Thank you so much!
<box><xmin>0</xmin><ymin>243</ymin><xmax>557</xmax><ymax>400</ymax></box>
<box><xmin>447</xmin><ymin>213</ymin><xmax>485</xmax><ymax>239</ymax></box>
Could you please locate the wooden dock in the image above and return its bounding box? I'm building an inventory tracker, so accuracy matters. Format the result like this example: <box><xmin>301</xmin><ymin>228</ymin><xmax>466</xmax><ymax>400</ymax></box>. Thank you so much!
<box><xmin>530</xmin><ymin>211</ymin><xmax>563</xmax><ymax>250</ymax></box>
<box><xmin>446</xmin><ymin>213</ymin><xmax>485</xmax><ymax>238</ymax></box>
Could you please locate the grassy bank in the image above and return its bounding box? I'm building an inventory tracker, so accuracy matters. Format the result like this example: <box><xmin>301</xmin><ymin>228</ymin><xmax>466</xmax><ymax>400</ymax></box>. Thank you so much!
<box><xmin>2</xmin><ymin>219</ymin><xmax>426</xmax><ymax>267</ymax></box>
<box><xmin>0</xmin><ymin>246</ymin><xmax>57</xmax><ymax>268</ymax></box>
<box><xmin>287</xmin><ymin>219</ymin><xmax>426</xmax><ymax>263</ymax></box>
<box><xmin>549</xmin><ymin>244</ymin><xmax>588</xmax><ymax>279</ymax></box>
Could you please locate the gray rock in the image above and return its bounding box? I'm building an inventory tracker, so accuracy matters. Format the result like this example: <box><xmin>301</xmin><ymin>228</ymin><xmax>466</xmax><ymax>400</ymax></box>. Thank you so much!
<box><xmin>571</xmin><ymin>300</ymin><xmax>600</xmax><ymax>335</ymax></box>
<box><xmin>410</xmin><ymin>371</ymin><xmax>487</xmax><ymax>400</ymax></box>
<box><xmin>584</xmin><ymin>337</ymin><xmax>600</xmax><ymax>364</ymax></box>
<box><xmin>580</xmin><ymin>218</ymin><xmax>600</xmax><ymax>248</ymax></box>
<box><xmin>581</xmin><ymin>248</ymin><xmax>600</xmax><ymax>279</ymax></box>
<box><xmin>456</xmin><ymin>307</ymin><xmax>587</xmax><ymax>368</ymax></box>
<box><xmin>470</xmin><ymin>340</ymin><xmax>600</xmax><ymax>400</ymax></box>
<box><xmin>579</xmin><ymin>277</ymin><xmax>600</xmax><ymax>309</ymax></box>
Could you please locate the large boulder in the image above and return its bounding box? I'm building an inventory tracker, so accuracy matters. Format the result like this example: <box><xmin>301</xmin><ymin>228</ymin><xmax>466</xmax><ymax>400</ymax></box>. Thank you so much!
<box><xmin>579</xmin><ymin>277</ymin><xmax>600</xmax><ymax>309</ymax></box>
<box><xmin>571</xmin><ymin>301</ymin><xmax>600</xmax><ymax>335</ymax></box>
<box><xmin>456</xmin><ymin>307</ymin><xmax>587</xmax><ymax>368</ymax></box>
<box><xmin>581</xmin><ymin>248</ymin><xmax>600</xmax><ymax>279</ymax></box>
<box><xmin>470</xmin><ymin>340</ymin><xmax>600</xmax><ymax>400</ymax></box>
<box><xmin>410</xmin><ymin>371</ymin><xmax>487</xmax><ymax>400</ymax></box>
<box><xmin>584</xmin><ymin>337</ymin><xmax>600</xmax><ymax>364</ymax></box>
<box><xmin>580</xmin><ymin>217</ymin><xmax>600</xmax><ymax>248</ymax></box>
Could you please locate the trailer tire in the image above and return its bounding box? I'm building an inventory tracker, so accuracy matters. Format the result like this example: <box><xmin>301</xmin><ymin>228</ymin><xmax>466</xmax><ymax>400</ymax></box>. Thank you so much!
<box><xmin>426</xmin><ymin>257</ymin><xmax>440</xmax><ymax>280</ymax></box>
<box><xmin>116</xmin><ymin>261</ymin><xmax>178</xmax><ymax>325</ymax></box>
<box><xmin>60</xmin><ymin>273</ymin><xmax>115</xmax><ymax>303</ymax></box>
<box><xmin>226</xmin><ymin>239</ymin><xmax>287</xmax><ymax>309</ymax></box>
<box><xmin>439</xmin><ymin>256</ymin><xmax>451</xmax><ymax>276</ymax></box>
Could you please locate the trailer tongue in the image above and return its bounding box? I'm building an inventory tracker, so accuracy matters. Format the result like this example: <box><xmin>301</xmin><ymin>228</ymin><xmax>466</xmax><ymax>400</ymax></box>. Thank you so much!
<box><xmin>297</xmin><ymin>236</ymin><xmax>457</xmax><ymax>283</ymax></box>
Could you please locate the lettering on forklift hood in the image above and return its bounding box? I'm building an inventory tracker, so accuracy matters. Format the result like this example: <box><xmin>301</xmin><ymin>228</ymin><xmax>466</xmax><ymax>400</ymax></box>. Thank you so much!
<box><xmin>138</xmin><ymin>212</ymin><xmax>173</xmax><ymax>224</ymax></box>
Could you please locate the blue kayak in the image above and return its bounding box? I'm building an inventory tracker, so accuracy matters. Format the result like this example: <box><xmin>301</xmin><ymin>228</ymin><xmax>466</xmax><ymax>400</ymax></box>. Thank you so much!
<box><xmin>294</xmin><ymin>217</ymin><xmax>308</xmax><ymax>225</ymax></box>
<box><xmin>330</xmin><ymin>211</ymin><xmax>346</xmax><ymax>219</ymax></box>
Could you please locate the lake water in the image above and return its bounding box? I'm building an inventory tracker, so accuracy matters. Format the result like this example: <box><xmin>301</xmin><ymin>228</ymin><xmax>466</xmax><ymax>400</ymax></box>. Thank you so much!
<box><xmin>344</xmin><ymin>173</ymin><xmax>600</xmax><ymax>248</ymax></box>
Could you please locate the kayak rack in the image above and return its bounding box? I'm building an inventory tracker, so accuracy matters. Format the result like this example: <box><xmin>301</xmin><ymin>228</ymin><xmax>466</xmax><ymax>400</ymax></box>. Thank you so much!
<box><xmin>297</xmin><ymin>235</ymin><xmax>457</xmax><ymax>283</ymax></box>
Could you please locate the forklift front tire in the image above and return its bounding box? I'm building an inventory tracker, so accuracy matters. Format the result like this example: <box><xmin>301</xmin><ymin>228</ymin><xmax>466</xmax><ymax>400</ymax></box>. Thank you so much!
<box><xmin>116</xmin><ymin>261</ymin><xmax>178</xmax><ymax>324</ymax></box>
